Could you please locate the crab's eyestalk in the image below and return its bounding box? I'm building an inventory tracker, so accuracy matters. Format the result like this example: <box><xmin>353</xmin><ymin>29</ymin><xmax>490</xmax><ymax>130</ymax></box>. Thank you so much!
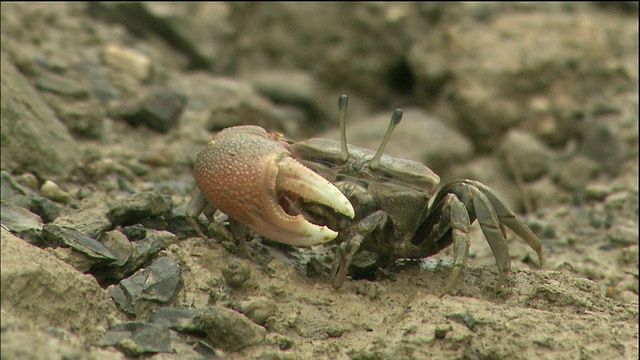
<box><xmin>369</xmin><ymin>109</ymin><xmax>402</xmax><ymax>171</ymax></box>
<box><xmin>338</xmin><ymin>95</ymin><xmax>349</xmax><ymax>162</ymax></box>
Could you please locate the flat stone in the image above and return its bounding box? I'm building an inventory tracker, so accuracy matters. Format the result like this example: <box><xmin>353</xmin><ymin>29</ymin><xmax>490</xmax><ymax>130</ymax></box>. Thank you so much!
<box><xmin>0</xmin><ymin>55</ymin><xmax>80</xmax><ymax>177</ymax></box>
<box><xmin>498</xmin><ymin>129</ymin><xmax>553</xmax><ymax>182</ymax></box>
<box><xmin>98</xmin><ymin>322</ymin><xmax>172</xmax><ymax>356</ymax></box>
<box><xmin>42</xmin><ymin>224</ymin><xmax>118</xmax><ymax>262</ymax></box>
<box><xmin>200</xmin><ymin>307</ymin><xmax>266</xmax><ymax>352</ymax></box>
<box><xmin>150</xmin><ymin>307</ymin><xmax>205</xmax><ymax>335</ymax></box>
<box><xmin>121</xmin><ymin>88</ymin><xmax>187</xmax><ymax>133</ymax></box>
<box><xmin>52</xmin><ymin>191</ymin><xmax>112</xmax><ymax>239</ymax></box>
<box><xmin>36</xmin><ymin>71</ymin><xmax>89</xmax><ymax>98</ymax></box>
<box><xmin>108</xmin><ymin>192</ymin><xmax>172</xmax><ymax>226</ymax></box>
<box><xmin>30</xmin><ymin>196</ymin><xmax>61</xmax><ymax>223</ymax></box>
<box><xmin>0</xmin><ymin>203</ymin><xmax>44</xmax><ymax>245</ymax></box>
<box><xmin>1</xmin><ymin>171</ymin><xmax>35</xmax><ymax>208</ymax></box>
<box><xmin>98</xmin><ymin>230</ymin><xmax>133</xmax><ymax>268</ymax></box>
<box><xmin>110</xmin><ymin>257</ymin><xmax>182</xmax><ymax>316</ymax></box>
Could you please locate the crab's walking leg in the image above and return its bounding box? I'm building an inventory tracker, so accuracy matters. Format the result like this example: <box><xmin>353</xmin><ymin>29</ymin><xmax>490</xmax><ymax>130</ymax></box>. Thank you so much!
<box><xmin>415</xmin><ymin>179</ymin><xmax>543</xmax><ymax>295</ymax></box>
<box><xmin>186</xmin><ymin>187</ymin><xmax>250</xmax><ymax>257</ymax></box>
<box><xmin>186</xmin><ymin>187</ymin><xmax>209</xmax><ymax>239</ymax></box>
<box><xmin>415</xmin><ymin>194</ymin><xmax>473</xmax><ymax>296</ymax></box>
<box><xmin>469</xmin><ymin>180</ymin><xmax>544</xmax><ymax>267</ymax></box>
<box><xmin>331</xmin><ymin>210</ymin><xmax>388</xmax><ymax>289</ymax></box>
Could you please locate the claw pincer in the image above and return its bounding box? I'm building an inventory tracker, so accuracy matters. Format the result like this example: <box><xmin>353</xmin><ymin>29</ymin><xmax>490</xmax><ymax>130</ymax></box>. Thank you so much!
<box><xmin>193</xmin><ymin>126</ymin><xmax>354</xmax><ymax>247</ymax></box>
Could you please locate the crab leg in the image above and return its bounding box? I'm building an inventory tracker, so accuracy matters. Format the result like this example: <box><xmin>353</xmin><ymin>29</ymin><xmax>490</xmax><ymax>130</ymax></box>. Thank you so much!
<box><xmin>468</xmin><ymin>180</ymin><xmax>544</xmax><ymax>266</ymax></box>
<box><xmin>414</xmin><ymin>179</ymin><xmax>543</xmax><ymax>294</ymax></box>
<box><xmin>330</xmin><ymin>210</ymin><xmax>388</xmax><ymax>289</ymax></box>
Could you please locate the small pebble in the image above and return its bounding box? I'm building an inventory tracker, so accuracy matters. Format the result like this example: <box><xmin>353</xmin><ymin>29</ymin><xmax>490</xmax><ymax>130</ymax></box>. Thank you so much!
<box><xmin>584</xmin><ymin>182</ymin><xmax>616</xmax><ymax>201</ymax></box>
<box><xmin>240</xmin><ymin>297</ymin><xmax>277</xmax><ymax>325</ymax></box>
<box><xmin>607</xmin><ymin>224</ymin><xmax>638</xmax><ymax>246</ymax></box>
<box><xmin>222</xmin><ymin>259</ymin><xmax>251</xmax><ymax>289</ymax></box>
<box><xmin>201</xmin><ymin>307</ymin><xmax>266</xmax><ymax>352</ymax></box>
<box><xmin>604</xmin><ymin>191</ymin><xmax>629</xmax><ymax>210</ymax></box>
<box><xmin>103</xmin><ymin>44</ymin><xmax>152</xmax><ymax>81</ymax></box>
<box><xmin>120</xmin><ymin>224</ymin><xmax>147</xmax><ymax>241</ymax></box>
<box><xmin>36</xmin><ymin>72</ymin><xmax>89</xmax><ymax>99</ymax></box>
<box><xmin>16</xmin><ymin>173</ymin><xmax>39</xmax><ymax>190</ymax></box>
<box><xmin>40</xmin><ymin>180</ymin><xmax>72</xmax><ymax>204</ymax></box>
<box><xmin>30</xmin><ymin>196</ymin><xmax>61</xmax><ymax>223</ymax></box>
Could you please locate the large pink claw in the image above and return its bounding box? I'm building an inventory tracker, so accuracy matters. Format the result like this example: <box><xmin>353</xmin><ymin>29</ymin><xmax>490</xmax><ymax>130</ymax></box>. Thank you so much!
<box><xmin>194</xmin><ymin>126</ymin><xmax>355</xmax><ymax>247</ymax></box>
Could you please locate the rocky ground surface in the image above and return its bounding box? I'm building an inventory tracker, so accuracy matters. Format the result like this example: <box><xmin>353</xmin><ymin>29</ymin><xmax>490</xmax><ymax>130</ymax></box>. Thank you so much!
<box><xmin>1</xmin><ymin>3</ymin><xmax>638</xmax><ymax>360</ymax></box>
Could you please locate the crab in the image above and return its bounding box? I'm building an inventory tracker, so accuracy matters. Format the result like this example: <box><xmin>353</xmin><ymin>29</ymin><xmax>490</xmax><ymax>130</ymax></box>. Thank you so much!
<box><xmin>187</xmin><ymin>95</ymin><xmax>543</xmax><ymax>295</ymax></box>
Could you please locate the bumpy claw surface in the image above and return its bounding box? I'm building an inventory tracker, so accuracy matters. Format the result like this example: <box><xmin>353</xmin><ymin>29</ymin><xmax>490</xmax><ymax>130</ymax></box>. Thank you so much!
<box><xmin>193</xmin><ymin>126</ymin><xmax>354</xmax><ymax>247</ymax></box>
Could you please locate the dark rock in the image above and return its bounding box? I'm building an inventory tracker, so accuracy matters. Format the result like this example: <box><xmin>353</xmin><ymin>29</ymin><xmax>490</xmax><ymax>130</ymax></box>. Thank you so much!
<box><xmin>1</xmin><ymin>170</ymin><xmax>37</xmax><ymax>209</ymax></box>
<box><xmin>0</xmin><ymin>55</ymin><xmax>80</xmax><ymax>177</ymax></box>
<box><xmin>98</xmin><ymin>322</ymin><xmax>173</xmax><ymax>356</ymax></box>
<box><xmin>120</xmin><ymin>88</ymin><xmax>187</xmax><ymax>133</ymax></box>
<box><xmin>109</xmin><ymin>257</ymin><xmax>182</xmax><ymax>316</ymax></box>
<box><xmin>78</xmin><ymin>59</ymin><xmax>119</xmax><ymax>103</ymax></box>
<box><xmin>150</xmin><ymin>307</ymin><xmax>206</xmax><ymax>335</ymax></box>
<box><xmin>42</xmin><ymin>224</ymin><xmax>118</xmax><ymax>263</ymax></box>
<box><xmin>166</xmin><ymin>208</ymin><xmax>202</xmax><ymax>239</ymax></box>
<box><xmin>0</xmin><ymin>202</ymin><xmax>44</xmax><ymax>245</ymax></box>
<box><xmin>99</xmin><ymin>230</ymin><xmax>175</xmax><ymax>284</ymax></box>
<box><xmin>36</xmin><ymin>71</ymin><xmax>89</xmax><ymax>99</ymax></box>
<box><xmin>193</xmin><ymin>341</ymin><xmax>220</xmax><ymax>359</ymax></box>
<box><xmin>120</xmin><ymin>224</ymin><xmax>147</xmax><ymax>241</ymax></box>
<box><xmin>108</xmin><ymin>192</ymin><xmax>173</xmax><ymax>226</ymax></box>
<box><xmin>106</xmin><ymin>285</ymin><xmax>133</xmax><ymax>315</ymax></box>
<box><xmin>98</xmin><ymin>230</ymin><xmax>133</xmax><ymax>268</ymax></box>
<box><xmin>52</xmin><ymin>191</ymin><xmax>112</xmax><ymax>238</ymax></box>
<box><xmin>30</xmin><ymin>196</ymin><xmax>61</xmax><ymax>223</ymax></box>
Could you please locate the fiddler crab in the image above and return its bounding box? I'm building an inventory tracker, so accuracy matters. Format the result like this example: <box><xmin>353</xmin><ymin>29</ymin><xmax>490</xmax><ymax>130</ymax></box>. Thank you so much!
<box><xmin>187</xmin><ymin>95</ymin><xmax>543</xmax><ymax>295</ymax></box>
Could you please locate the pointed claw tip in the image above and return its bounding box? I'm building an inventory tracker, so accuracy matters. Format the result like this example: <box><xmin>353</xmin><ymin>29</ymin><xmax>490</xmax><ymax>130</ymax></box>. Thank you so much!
<box><xmin>277</xmin><ymin>156</ymin><xmax>355</xmax><ymax>220</ymax></box>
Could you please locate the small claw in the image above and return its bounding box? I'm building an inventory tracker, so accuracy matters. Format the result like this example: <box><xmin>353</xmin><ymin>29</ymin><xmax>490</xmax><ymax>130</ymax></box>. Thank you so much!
<box><xmin>277</xmin><ymin>156</ymin><xmax>355</xmax><ymax>220</ymax></box>
<box><xmin>194</xmin><ymin>126</ymin><xmax>354</xmax><ymax>247</ymax></box>
<box><xmin>255</xmin><ymin>155</ymin><xmax>354</xmax><ymax>246</ymax></box>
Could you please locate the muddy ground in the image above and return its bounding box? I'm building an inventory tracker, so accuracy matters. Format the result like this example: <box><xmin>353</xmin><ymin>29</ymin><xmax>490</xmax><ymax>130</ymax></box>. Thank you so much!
<box><xmin>1</xmin><ymin>3</ymin><xmax>638</xmax><ymax>360</ymax></box>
